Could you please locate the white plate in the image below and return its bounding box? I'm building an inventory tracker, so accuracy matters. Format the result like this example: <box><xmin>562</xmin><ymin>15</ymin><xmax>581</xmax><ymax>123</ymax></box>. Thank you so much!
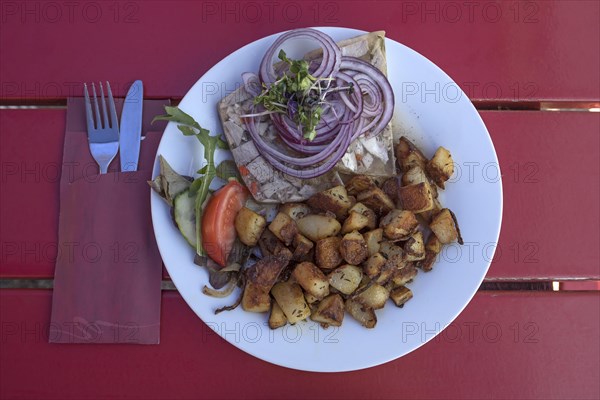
<box><xmin>151</xmin><ymin>27</ymin><xmax>502</xmax><ymax>372</ymax></box>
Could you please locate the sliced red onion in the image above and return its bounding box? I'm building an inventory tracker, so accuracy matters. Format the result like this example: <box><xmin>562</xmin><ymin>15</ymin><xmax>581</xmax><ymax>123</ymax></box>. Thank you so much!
<box><xmin>242</xmin><ymin>72</ymin><xmax>261</xmax><ymax>97</ymax></box>
<box><xmin>259</xmin><ymin>28</ymin><xmax>341</xmax><ymax>84</ymax></box>
<box><xmin>339</xmin><ymin>56</ymin><xmax>394</xmax><ymax>138</ymax></box>
<box><xmin>243</xmin><ymin>29</ymin><xmax>394</xmax><ymax>178</ymax></box>
<box><xmin>256</xmin><ymin>124</ymin><xmax>353</xmax><ymax>178</ymax></box>
<box><xmin>334</xmin><ymin>72</ymin><xmax>363</xmax><ymax>122</ymax></box>
<box><xmin>353</xmin><ymin>73</ymin><xmax>382</xmax><ymax>116</ymax></box>
<box><xmin>246</xmin><ymin>110</ymin><xmax>348</xmax><ymax>167</ymax></box>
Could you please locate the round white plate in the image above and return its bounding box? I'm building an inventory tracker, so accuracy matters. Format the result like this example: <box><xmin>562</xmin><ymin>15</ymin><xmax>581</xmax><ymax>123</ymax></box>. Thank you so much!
<box><xmin>151</xmin><ymin>27</ymin><xmax>502</xmax><ymax>372</ymax></box>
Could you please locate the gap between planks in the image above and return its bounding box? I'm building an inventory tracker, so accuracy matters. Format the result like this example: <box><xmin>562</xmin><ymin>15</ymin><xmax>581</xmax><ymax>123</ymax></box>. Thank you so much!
<box><xmin>0</xmin><ymin>100</ymin><xmax>599</xmax><ymax>112</ymax></box>
<box><xmin>1</xmin><ymin>279</ymin><xmax>598</xmax><ymax>291</ymax></box>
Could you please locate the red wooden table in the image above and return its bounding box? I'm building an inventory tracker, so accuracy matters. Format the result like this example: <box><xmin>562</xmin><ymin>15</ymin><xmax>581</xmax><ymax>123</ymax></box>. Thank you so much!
<box><xmin>1</xmin><ymin>1</ymin><xmax>599</xmax><ymax>398</ymax></box>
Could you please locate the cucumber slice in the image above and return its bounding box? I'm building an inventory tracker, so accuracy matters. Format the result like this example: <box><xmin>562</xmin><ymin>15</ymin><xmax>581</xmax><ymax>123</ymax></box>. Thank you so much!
<box><xmin>173</xmin><ymin>189</ymin><xmax>197</xmax><ymax>249</ymax></box>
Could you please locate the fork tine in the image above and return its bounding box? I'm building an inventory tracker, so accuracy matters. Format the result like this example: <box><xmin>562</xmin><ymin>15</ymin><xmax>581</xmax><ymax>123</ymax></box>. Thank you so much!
<box><xmin>99</xmin><ymin>82</ymin><xmax>109</xmax><ymax>130</ymax></box>
<box><xmin>91</xmin><ymin>83</ymin><xmax>102</xmax><ymax>129</ymax></box>
<box><xmin>106</xmin><ymin>82</ymin><xmax>119</xmax><ymax>130</ymax></box>
<box><xmin>83</xmin><ymin>83</ymin><xmax>95</xmax><ymax>132</ymax></box>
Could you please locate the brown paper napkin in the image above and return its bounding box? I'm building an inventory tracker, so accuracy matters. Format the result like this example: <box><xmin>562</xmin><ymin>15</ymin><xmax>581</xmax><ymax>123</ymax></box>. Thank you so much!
<box><xmin>49</xmin><ymin>97</ymin><xmax>170</xmax><ymax>344</ymax></box>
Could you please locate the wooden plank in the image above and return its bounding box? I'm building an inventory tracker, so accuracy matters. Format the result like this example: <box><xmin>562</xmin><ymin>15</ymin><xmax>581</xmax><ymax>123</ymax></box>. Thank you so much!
<box><xmin>1</xmin><ymin>110</ymin><xmax>598</xmax><ymax>279</ymax></box>
<box><xmin>0</xmin><ymin>290</ymin><xmax>598</xmax><ymax>399</ymax></box>
<box><xmin>0</xmin><ymin>110</ymin><xmax>171</xmax><ymax>279</ymax></box>
<box><xmin>0</xmin><ymin>1</ymin><xmax>598</xmax><ymax>102</ymax></box>
<box><xmin>561</xmin><ymin>281</ymin><xmax>600</xmax><ymax>291</ymax></box>
<box><xmin>0</xmin><ymin>110</ymin><xmax>63</xmax><ymax>278</ymax></box>
<box><xmin>483</xmin><ymin>111</ymin><xmax>600</xmax><ymax>279</ymax></box>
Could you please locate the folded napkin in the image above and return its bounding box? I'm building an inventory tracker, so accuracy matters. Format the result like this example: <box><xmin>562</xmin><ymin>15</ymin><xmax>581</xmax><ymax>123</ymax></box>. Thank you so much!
<box><xmin>49</xmin><ymin>97</ymin><xmax>170</xmax><ymax>344</ymax></box>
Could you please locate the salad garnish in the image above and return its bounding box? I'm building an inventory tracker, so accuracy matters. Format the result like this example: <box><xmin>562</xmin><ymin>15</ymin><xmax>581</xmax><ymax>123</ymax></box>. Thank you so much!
<box><xmin>152</xmin><ymin>106</ymin><xmax>232</xmax><ymax>257</ymax></box>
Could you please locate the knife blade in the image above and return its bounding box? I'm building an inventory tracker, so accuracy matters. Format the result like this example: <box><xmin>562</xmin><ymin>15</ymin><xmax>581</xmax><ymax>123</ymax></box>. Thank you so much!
<box><xmin>120</xmin><ymin>80</ymin><xmax>143</xmax><ymax>172</ymax></box>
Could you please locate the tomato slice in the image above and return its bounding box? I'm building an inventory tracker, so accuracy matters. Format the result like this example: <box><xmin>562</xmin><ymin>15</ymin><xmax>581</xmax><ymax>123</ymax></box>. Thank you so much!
<box><xmin>201</xmin><ymin>181</ymin><xmax>249</xmax><ymax>267</ymax></box>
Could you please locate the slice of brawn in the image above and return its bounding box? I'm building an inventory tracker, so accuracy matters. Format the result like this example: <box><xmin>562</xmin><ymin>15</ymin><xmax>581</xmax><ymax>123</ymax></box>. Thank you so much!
<box><xmin>218</xmin><ymin>31</ymin><xmax>396</xmax><ymax>203</ymax></box>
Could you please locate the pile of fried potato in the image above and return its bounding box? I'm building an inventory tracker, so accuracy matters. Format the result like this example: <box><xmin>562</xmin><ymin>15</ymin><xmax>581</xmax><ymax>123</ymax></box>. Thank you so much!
<box><xmin>233</xmin><ymin>137</ymin><xmax>463</xmax><ymax>329</ymax></box>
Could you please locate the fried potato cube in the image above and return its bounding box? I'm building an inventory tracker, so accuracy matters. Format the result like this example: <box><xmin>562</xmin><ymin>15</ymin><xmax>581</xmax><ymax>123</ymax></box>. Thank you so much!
<box><xmin>426</xmin><ymin>233</ymin><xmax>442</xmax><ymax>253</ymax></box>
<box><xmin>392</xmin><ymin>264</ymin><xmax>418</xmax><ymax>286</ymax></box>
<box><xmin>307</xmin><ymin>185</ymin><xmax>353</xmax><ymax>219</ymax></box>
<box><xmin>426</xmin><ymin>146</ymin><xmax>454</xmax><ymax>189</ymax></box>
<box><xmin>339</xmin><ymin>231</ymin><xmax>369</xmax><ymax>265</ymax></box>
<box><xmin>363</xmin><ymin>228</ymin><xmax>383</xmax><ymax>256</ymax></box>
<box><xmin>279</xmin><ymin>203</ymin><xmax>311</xmax><ymax>221</ymax></box>
<box><xmin>416</xmin><ymin>252</ymin><xmax>437</xmax><ymax>272</ymax></box>
<box><xmin>296</xmin><ymin>214</ymin><xmax>341</xmax><ymax>241</ymax></box>
<box><xmin>379</xmin><ymin>241</ymin><xmax>407</xmax><ymax>272</ymax></box>
<box><xmin>345</xmin><ymin>298</ymin><xmax>377</xmax><ymax>328</ymax></box>
<box><xmin>397</xmin><ymin>182</ymin><xmax>435</xmax><ymax>213</ymax></box>
<box><xmin>430</xmin><ymin>208</ymin><xmax>463</xmax><ymax>244</ymax></box>
<box><xmin>401</xmin><ymin>165</ymin><xmax>428</xmax><ymax>186</ymax></box>
<box><xmin>357</xmin><ymin>187</ymin><xmax>395</xmax><ymax>216</ymax></box>
<box><xmin>402</xmin><ymin>166</ymin><xmax>439</xmax><ymax>200</ymax></box>
<box><xmin>396</xmin><ymin>136</ymin><xmax>427</xmax><ymax>172</ymax></box>
<box><xmin>341</xmin><ymin>211</ymin><xmax>371</xmax><ymax>234</ymax></box>
<box><xmin>375</xmin><ymin>264</ymin><xmax>396</xmax><ymax>285</ymax></box>
<box><xmin>234</xmin><ymin>207</ymin><xmax>267</xmax><ymax>246</ymax></box>
<box><xmin>315</xmin><ymin>237</ymin><xmax>343</xmax><ymax>270</ymax></box>
<box><xmin>271</xmin><ymin>281</ymin><xmax>311</xmax><ymax>324</ymax></box>
<box><xmin>363</xmin><ymin>252</ymin><xmax>386</xmax><ymax>279</ymax></box>
<box><xmin>304</xmin><ymin>292</ymin><xmax>320</xmax><ymax>304</ymax></box>
<box><xmin>349</xmin><ymin>202</ymin><xmax>377</xmax><ymax>230</ymax></box>
<box><xmin>403</xmin><ymin>232</ymin><xmax>426</xmax><ymax>261</ymax></box>
<box><xmin>246</xmin><ymin>255</ymin><xmax>289</xmax><ymax>291</ymax></box>
<box><xmin>292</xmin><ymin>262</ymin><xmax>330</xmax><ymax>300</ymax></box>
<box><xmin>381</xmin><ymin>177</ymin><xmax>400</xmax><ymax>202</ymax></box>
<box><xmin>417</xmin><ymin>233</ymin><xmax>443</xmax><ymax>272</ymax></box>
<box><xmin>292</xmin><ymin>234</ymin><xmax>314</xmax><ymax>261</ymax></box>
<box><xmin>242</xmin><ymin>281</ymin><xmax>271</xmax><ymax>313</ymax></box>
<box><xmin>310</xmin><ymin>294</ymin><xmax>345</xmax><ymax>327</ymax></box>
<box><xmin>258</xmin><ymin>229</ymin><xmax>293</xmax><ymax>260</ymax></box>
<box><xmin>390</xmin><ymin>286</ymin><xmax>413</xmax><ymax>307</ymax></box>
<box><xmin>419</xmin><ymin>198</ymin><xmax>442</xmax><ymax>224</ymax></box>
<box><xmin>268</xmin><ymin>212</ymin><xmax>298</xmax><ymax>246</ymax></box>
<box><xmin>328</xmin><ymin>264</ymin><xmax>363</xmax><ymax>295</ymax></box>
<box><xmin>345</xmin><ymin>175</ymin><xmax>379</xmax><ymax>196</ymax></box>
<box><xmin>378</xmin><ymin>241</ymin><xmax>404</xmax><ymax>261</ymax></box>
<box><xmin>268</xmin><ymin>302</ymin><xmax>287</xmax><ymax>329</ymax></box>
<box><xmin>380</xmin><ymin>209</ymin><xmax>419</xmax><ymax>240</ymax></box>
<box><xmin>355</xmin><ymin>284</ymin><xmax>390</xmax><ymax>310</ymax></box>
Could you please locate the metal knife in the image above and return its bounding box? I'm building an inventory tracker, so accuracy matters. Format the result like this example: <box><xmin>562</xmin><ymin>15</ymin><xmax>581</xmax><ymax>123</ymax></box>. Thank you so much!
<box><xmin>120</xmin><ymin>80</ymin><xmax>143</xmax><ymax>172</ymax></box>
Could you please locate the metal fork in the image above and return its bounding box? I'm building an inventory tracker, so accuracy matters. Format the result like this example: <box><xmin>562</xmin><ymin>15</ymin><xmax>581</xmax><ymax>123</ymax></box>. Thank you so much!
<box><xmin>84</xmin><ymin>82</ymin><xmax>119</xmax><ymax>174</ymax></box>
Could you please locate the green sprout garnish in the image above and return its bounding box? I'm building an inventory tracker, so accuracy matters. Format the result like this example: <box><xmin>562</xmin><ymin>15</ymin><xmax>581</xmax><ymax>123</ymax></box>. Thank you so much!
<box><xmin>253</xmin><ymin>50</ymin><xmax>353</xmax><ymax>141</ymax></box>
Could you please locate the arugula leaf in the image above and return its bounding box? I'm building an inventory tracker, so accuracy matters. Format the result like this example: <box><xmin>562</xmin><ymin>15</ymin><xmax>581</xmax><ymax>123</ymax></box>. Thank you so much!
<box><xmin>216</xmin><ymin>137</ymin><xmax>230</xmax><ymax>150</ymax></box>
<box><xmin>152</xmin><ymin>106</ymin><xmax>204</xmax><ymax>132</ymax></box>
<box><xmin>152</xmin><ymin>106</ymin><xmax>223</xmax><ymax>257</ymax></box>
<box><xmin>177</xmin><ymin>125</ymin><xmax>199</xmax><ymax>137</ymax></box>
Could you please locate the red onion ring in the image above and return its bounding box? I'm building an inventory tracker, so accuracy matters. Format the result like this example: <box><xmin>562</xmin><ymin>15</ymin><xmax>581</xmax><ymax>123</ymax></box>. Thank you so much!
<box><xmin>259</xmin><ymin>28</ymin><xmax>341</xmax><ymax>84</ymax></box>
<box><xmin>246</xmin><ymin>108</ymin><xmax>348</xmax><ymax>167</ymax></box>
<box><xmin>241</xmin><ymin>72</ymin><xmax>261</xmax><ymax>97</ymax></box>
<box><xmin>242</xmin><ymin>29</ymin><xmax>394</xmax><ymax>178</ymax></box>
<box><xmin>339</xmin><ymin>56</ymin><xmax>394</xmax><ymax>138</ymax></box>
